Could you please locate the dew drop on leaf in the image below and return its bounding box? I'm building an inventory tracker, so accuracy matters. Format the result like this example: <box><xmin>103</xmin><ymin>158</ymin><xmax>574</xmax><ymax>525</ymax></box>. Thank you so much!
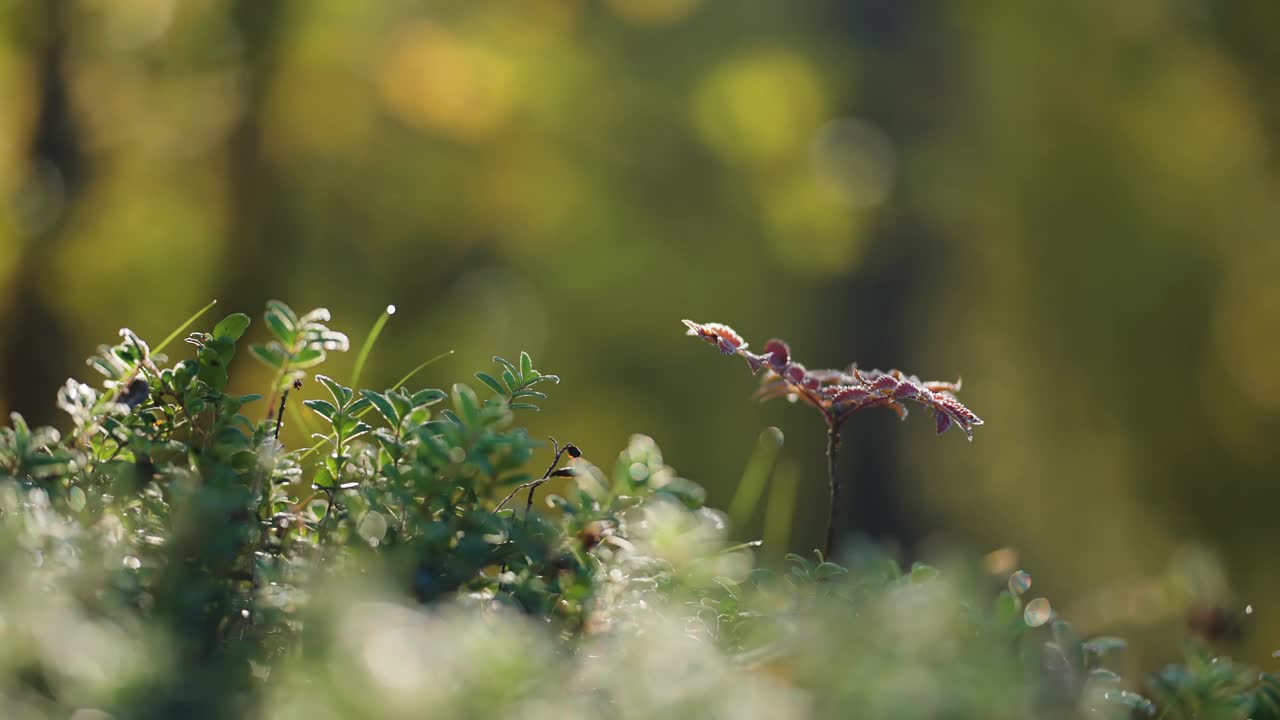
<box><xmin>1008</xmin><ymin>570</ymin><xmax>1032</xmax><ymax>595</ymax></box>
<box><xmin>67</xmin><ymin>486</ymin><xmax>86</xmax><ymax>512</ymax></box>
<box><xmin>358</xmin><ymin>511</ymin><xmax>388</xmax><ymax>543</ymax></box>
<box><xmin>1024</xmin><ymin>597</ymin><xmax>1051</xmax><ymax>627</ymax></box>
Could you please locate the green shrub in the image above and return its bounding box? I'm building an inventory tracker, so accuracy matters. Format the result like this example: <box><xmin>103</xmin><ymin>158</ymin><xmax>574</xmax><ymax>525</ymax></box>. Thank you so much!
<box><xmin>0</xmin><ymin>302</ymin><xmax>1274</xmax><ymax>719</ymax></box>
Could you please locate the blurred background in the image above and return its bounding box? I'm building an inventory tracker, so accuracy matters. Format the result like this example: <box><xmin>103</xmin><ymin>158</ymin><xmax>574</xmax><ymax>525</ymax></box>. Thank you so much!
<box><xmin>1</xmin><ymin>0</ymin><xmax>1277</xmax><ymax>668</ymax></box>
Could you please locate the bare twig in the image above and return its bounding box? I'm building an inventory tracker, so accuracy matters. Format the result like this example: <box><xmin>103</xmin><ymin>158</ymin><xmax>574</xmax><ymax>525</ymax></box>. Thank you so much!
<box><xmin>273</xmin><ymin>389</ymin><xmax>289</xmax><ymax>440</ymax></box>
<box><xmin>495</xmin><ymin>437</ymin><xmax>580</xmax><ymax>517</ymax></box>
<box><xmin>823</xmin><ymin>420</ymin><xmax>843</xmax><ymax>559</ymax></box>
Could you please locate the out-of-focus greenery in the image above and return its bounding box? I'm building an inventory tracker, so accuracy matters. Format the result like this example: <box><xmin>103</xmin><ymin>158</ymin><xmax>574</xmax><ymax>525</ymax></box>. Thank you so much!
<box><xmin>2</xmin><ymin>0</ymin><xmax>1279</xmax><ymax>676</ymax></box>
<box><xmin>4</xmin><ymin>305</ymin><xmax>1278</xmax><ymax>720</ymax></box>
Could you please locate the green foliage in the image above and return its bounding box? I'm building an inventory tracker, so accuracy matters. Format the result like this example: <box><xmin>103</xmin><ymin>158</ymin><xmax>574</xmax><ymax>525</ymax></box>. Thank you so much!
<box><xmin>249</xmin><ymin>301</ymin><xmax>350</xmax><ymax>392</ymax></box>
<box><xmin>0</xmin><ymin>302</ymin><xmax>1270</xmax><ymax>719</ymax></box>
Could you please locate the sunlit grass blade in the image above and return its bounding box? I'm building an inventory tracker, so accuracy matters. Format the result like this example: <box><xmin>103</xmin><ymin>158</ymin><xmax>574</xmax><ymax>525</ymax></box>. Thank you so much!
<box><xmin>387</xmin><ymin>348</ymin><xmax>455</xmax><ymax>391</ymax></box>
<box><xmin>154</xmin><ymin>298</ymin><xmax>219</xmax><ymax>354</ymax></box>
<box><xmin>728</xmin><ymin>427</ymin><xmax>784</xmax><ymax>529</ymax></box>
<box><xmin>763</xmin><ymin>461</ymin><xmax>799</xmax><ymax>561</ymax></box>
<box><xmin>350</xmin><ymin>304</ymin><xmax>396</xmax><ymax>390</ymax></box>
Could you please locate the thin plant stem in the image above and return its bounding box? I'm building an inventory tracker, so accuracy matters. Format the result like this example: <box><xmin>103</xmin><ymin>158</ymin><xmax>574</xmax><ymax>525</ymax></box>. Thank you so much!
<box><xmin>273</xmin><ymin>390</ymin><xmax>289</xmax><ymax>440</ymax></box>
<box><xmin>824</xmin><ymin>420</ymin><xmax>843</xmax><ymax>559</ymax></box>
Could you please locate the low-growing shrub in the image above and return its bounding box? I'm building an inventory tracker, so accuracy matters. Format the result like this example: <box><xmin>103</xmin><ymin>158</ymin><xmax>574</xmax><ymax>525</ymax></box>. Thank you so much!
<box><xmin>0</xmin><ymin>302</ymin><xmax>1273</xmax><ymax>720</ymax></box>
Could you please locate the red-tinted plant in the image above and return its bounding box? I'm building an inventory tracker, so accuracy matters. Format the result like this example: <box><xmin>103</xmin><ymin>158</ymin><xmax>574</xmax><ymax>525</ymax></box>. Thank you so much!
<box><xmin>683</xmin><ymin>319</ymin><xmax>983</xmax><ymax>556</ymax></box>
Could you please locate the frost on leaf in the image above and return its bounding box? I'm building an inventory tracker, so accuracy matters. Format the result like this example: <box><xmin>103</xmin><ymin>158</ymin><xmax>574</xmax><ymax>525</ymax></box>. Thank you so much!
<box><xmin>682</xmin><ymin>320</ymin><xmax>746</xmax><ymax>356</ymax></box>
<box><xmin>681</xmin><ymin>319</ymin><xmax>983</xmax><ymax>439</ymax></box>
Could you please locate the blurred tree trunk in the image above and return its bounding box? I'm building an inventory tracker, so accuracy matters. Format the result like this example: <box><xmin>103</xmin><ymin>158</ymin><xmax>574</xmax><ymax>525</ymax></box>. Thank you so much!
<box><xmin>1</xmin><ymin>0</ymin><xmax>82</xmax><ymax>426</ymax></box>
<box><xmin>217</xmin><ymin>1</ymin><xmax>291</xmax><ymax>312</ymax></box>
<box><xmin>827</xmin><ymin>0</ymin><xmax>959</xmax><ymax>551</ymax></box>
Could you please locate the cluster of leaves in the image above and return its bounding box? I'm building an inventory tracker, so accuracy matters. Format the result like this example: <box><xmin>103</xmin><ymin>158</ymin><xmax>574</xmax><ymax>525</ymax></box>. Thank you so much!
<box><xmin>683</xmin><ymin>319</ymin><xmax>983</xmax><ymax>438</ymax></box>
<box><xmin>0</xmin><ymin>304</ymin><xmax>1272</xmax><ymax>720</ymax></box>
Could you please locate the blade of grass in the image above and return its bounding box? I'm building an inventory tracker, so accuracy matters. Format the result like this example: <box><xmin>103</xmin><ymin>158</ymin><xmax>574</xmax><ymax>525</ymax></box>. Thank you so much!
<box><xmin>728</xmin><ymin>427</ymin><xmax>784</xmax><ymax>529</ymax></box>
<box><xmin>154</xmin><ymin>298</ymin><xmax>219</xmax><ymax>355</ymax></box>
<box><xmin>763</xmin><ymin>461</ymin><xmax>798</xmax><ymax>561</ymax></box>
<box><xmin>296</xmin><ymin>348</ymin><xmax>454</xmax><ymax>462</ymax></box>
<box><xmin>387</xmin><ymin>348</ymin><xmax>455</xmax><ymax>391</ymax></box>
<box><xmin>350</xmin><ymin>304</ymin><xmax>396</xmax><ymax>390</ymax></box>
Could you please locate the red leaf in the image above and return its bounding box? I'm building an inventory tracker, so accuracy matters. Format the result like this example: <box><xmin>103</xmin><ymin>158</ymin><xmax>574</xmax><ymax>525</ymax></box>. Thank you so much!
<box><xmin>826</xmin><ymin>385</ymin><xmax>872</xmax><ymax>405</ymax></box>
<box><xmin>763</xmin><ymin>338</ymin><xmax>790</xmax><ymax>368</ymax></box>
<box><xmin>892</xmin><ymin>379</ymin><xmax>926</xmax><ymax>402</ymax></box>
<box><xmin>682</xmin><ymin>320</ymin><xmax>746</xmax><ymax>355</ymax></box>
<box><xmin>867</xmin><ymin>374</ymin><xmax>899</xmax><ymax>394</ymax></box>
<box><xmin>741</xmin><ymin>351</ymin><xmax>769</xmax><ymax>374</ymax></box>
<box><xmin>885</xmin><ymin>401</ymin><xmax>909</xmax><ymax>421</ymax></box>
<box><xmin>682</xmin><ymin>319</ymin><xmax>982</xmax><ymax>441</ymax></box>
<box><xmin>783</xmin><ymin>363</ymin><xmax>808</xmax><ymax>384</ymax></box>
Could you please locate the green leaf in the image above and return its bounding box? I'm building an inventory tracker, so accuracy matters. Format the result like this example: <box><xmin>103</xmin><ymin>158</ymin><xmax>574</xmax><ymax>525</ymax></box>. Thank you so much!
<box><xmin>213</xmin><ymin>313</ymin><xmax>251</xmax><ymax>341</ymax></box>
<box><xmin>1083</xmin><ymin>636</ymin><xmax>1128</xmax><ymax>659</ymax></box>
<box><xmin>500</xmin><ymin>369</ymin><xmax>519</xmax><ymax>392</ymax></box>
<box><xmin>208</xmin><ymin>336</ymin><xmax>237</xmax><ymax>367</ymax></box>
<box><xmin>333</xmin><ymin>413</ymin><xmax>358</xmax><ymax>437</ymax></box>
<box><xmin>264</xmin><ymin>307</ymin><xmax>296</xmax><ymax>346</ymax></box>
<box><xmin>1089</xmin><ymin>669</ymin><xmax>1122</xmax><ymax>683</ymax></box>
<box><xmin>197</xmin><ymin>362</ymin><xmax>228</xmax><ymax>393</ymax></box>
<box><xmin>387</xmin><ymin>390</ymin><xmax>412</xmax><ymax>420</ymax></box>
<box><xmin>1102</xmin><ymin>691</ymin><xmax>1155</xmax><ymax>716</ymax></box>
<box><xmin>359</xmin><ymin>390</ymin><xmax>399</xmax><ymax>426</ymax></box>
<box><xmin>452</xmin><ymin>384</ymin><xmax>481</xmax><ymax>427</ymax></box>
<box><xmin>315</xmin><ymin>375</ymin><xmax>352</xmax><ymax>407</ymax></box>
<box><xmin>814</xmin><ymin>562</ymin><xmax>849</xmax><ymax>580</ymax></box>
<box><xmin>297</xmin><ymin>307</ymin><xmax>331</xmax><ymax>325</ymax></box>
<box><xmin>508</xmin><ymin>402</ymin><xmax>541</xmax><ymax>412</ymax></box>
<box><xmin>352</xmin><ymin>421</ymin><xmax>373</xmax><ymax>437</ymax></box>
<box><xmin>410</xmin><ymin>389</ymin><xmax>447</xmax><ymax>407</ymax></box>
<box><xmin>401</xmin><ymin>406</ymin><xmax>432</xmax><ymax>432</ymax></box>
<box><xmin>373</xmin><ymin>429</ymin><xmax>400</xmax><ymax>456</ymax></box>
<box><xmin>994</xmin><ymin>590</ymin><xmax>1020</xmax><ymax>626</ymax></box>
<box><xmin>909</xmin><ymin>562</ymin><xmax>939</xmax><ymax>583</ymax></box>
<box><xmin>1053</xmin><ymin>619</ymin><xmax>1085</xmax><ymax>672</ymax></box>
<box><xmin>10</xmin><ymin>412</ymin><xmax>29</xmax><ymax>445</ymax></box>
<box><xmin>416</xmin><ymin>433</ymin><xmax>450</xmax><ymax>466</ymax></box>
<box><xmin>492</xmin><ymin>356</ymin><xmax>519</xmax><ymax>379</ymax></box>
<box><xmin>303</xmin><ymin>399</ymin><xmax>337</xmax><ymax>420</ymax></box>
<box><xmin>290</xmin><ymin>347</ymin><xmax>326</xmax><ymax>368</ymax></box>
<box><xmin>475</xmin><ymin>372</ymin><xmax>507</xmax><ymax>397</ymax></box>
<box><xmin>249</xmin><ymin>343</ymin><xmax>287</xmax><ymax>370</ymax></box>
<box><xmin>654</xmin><ymin>476</ymin><xmax>705</xmax><ymax>508</ymax></box>
<box><xmin>266</xmin><ymin>299</ymin><xmax>299</xmax><ymax>326</ymax></box>
<box><xmin>314</xmin><ymin>329</ymin><xmax>351</xmax><ymax>352</ymax></box>
<box><xmin>519</xmin><ymin>351</ymin><xmax>535</xmax><ymax>381</ymax></box>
